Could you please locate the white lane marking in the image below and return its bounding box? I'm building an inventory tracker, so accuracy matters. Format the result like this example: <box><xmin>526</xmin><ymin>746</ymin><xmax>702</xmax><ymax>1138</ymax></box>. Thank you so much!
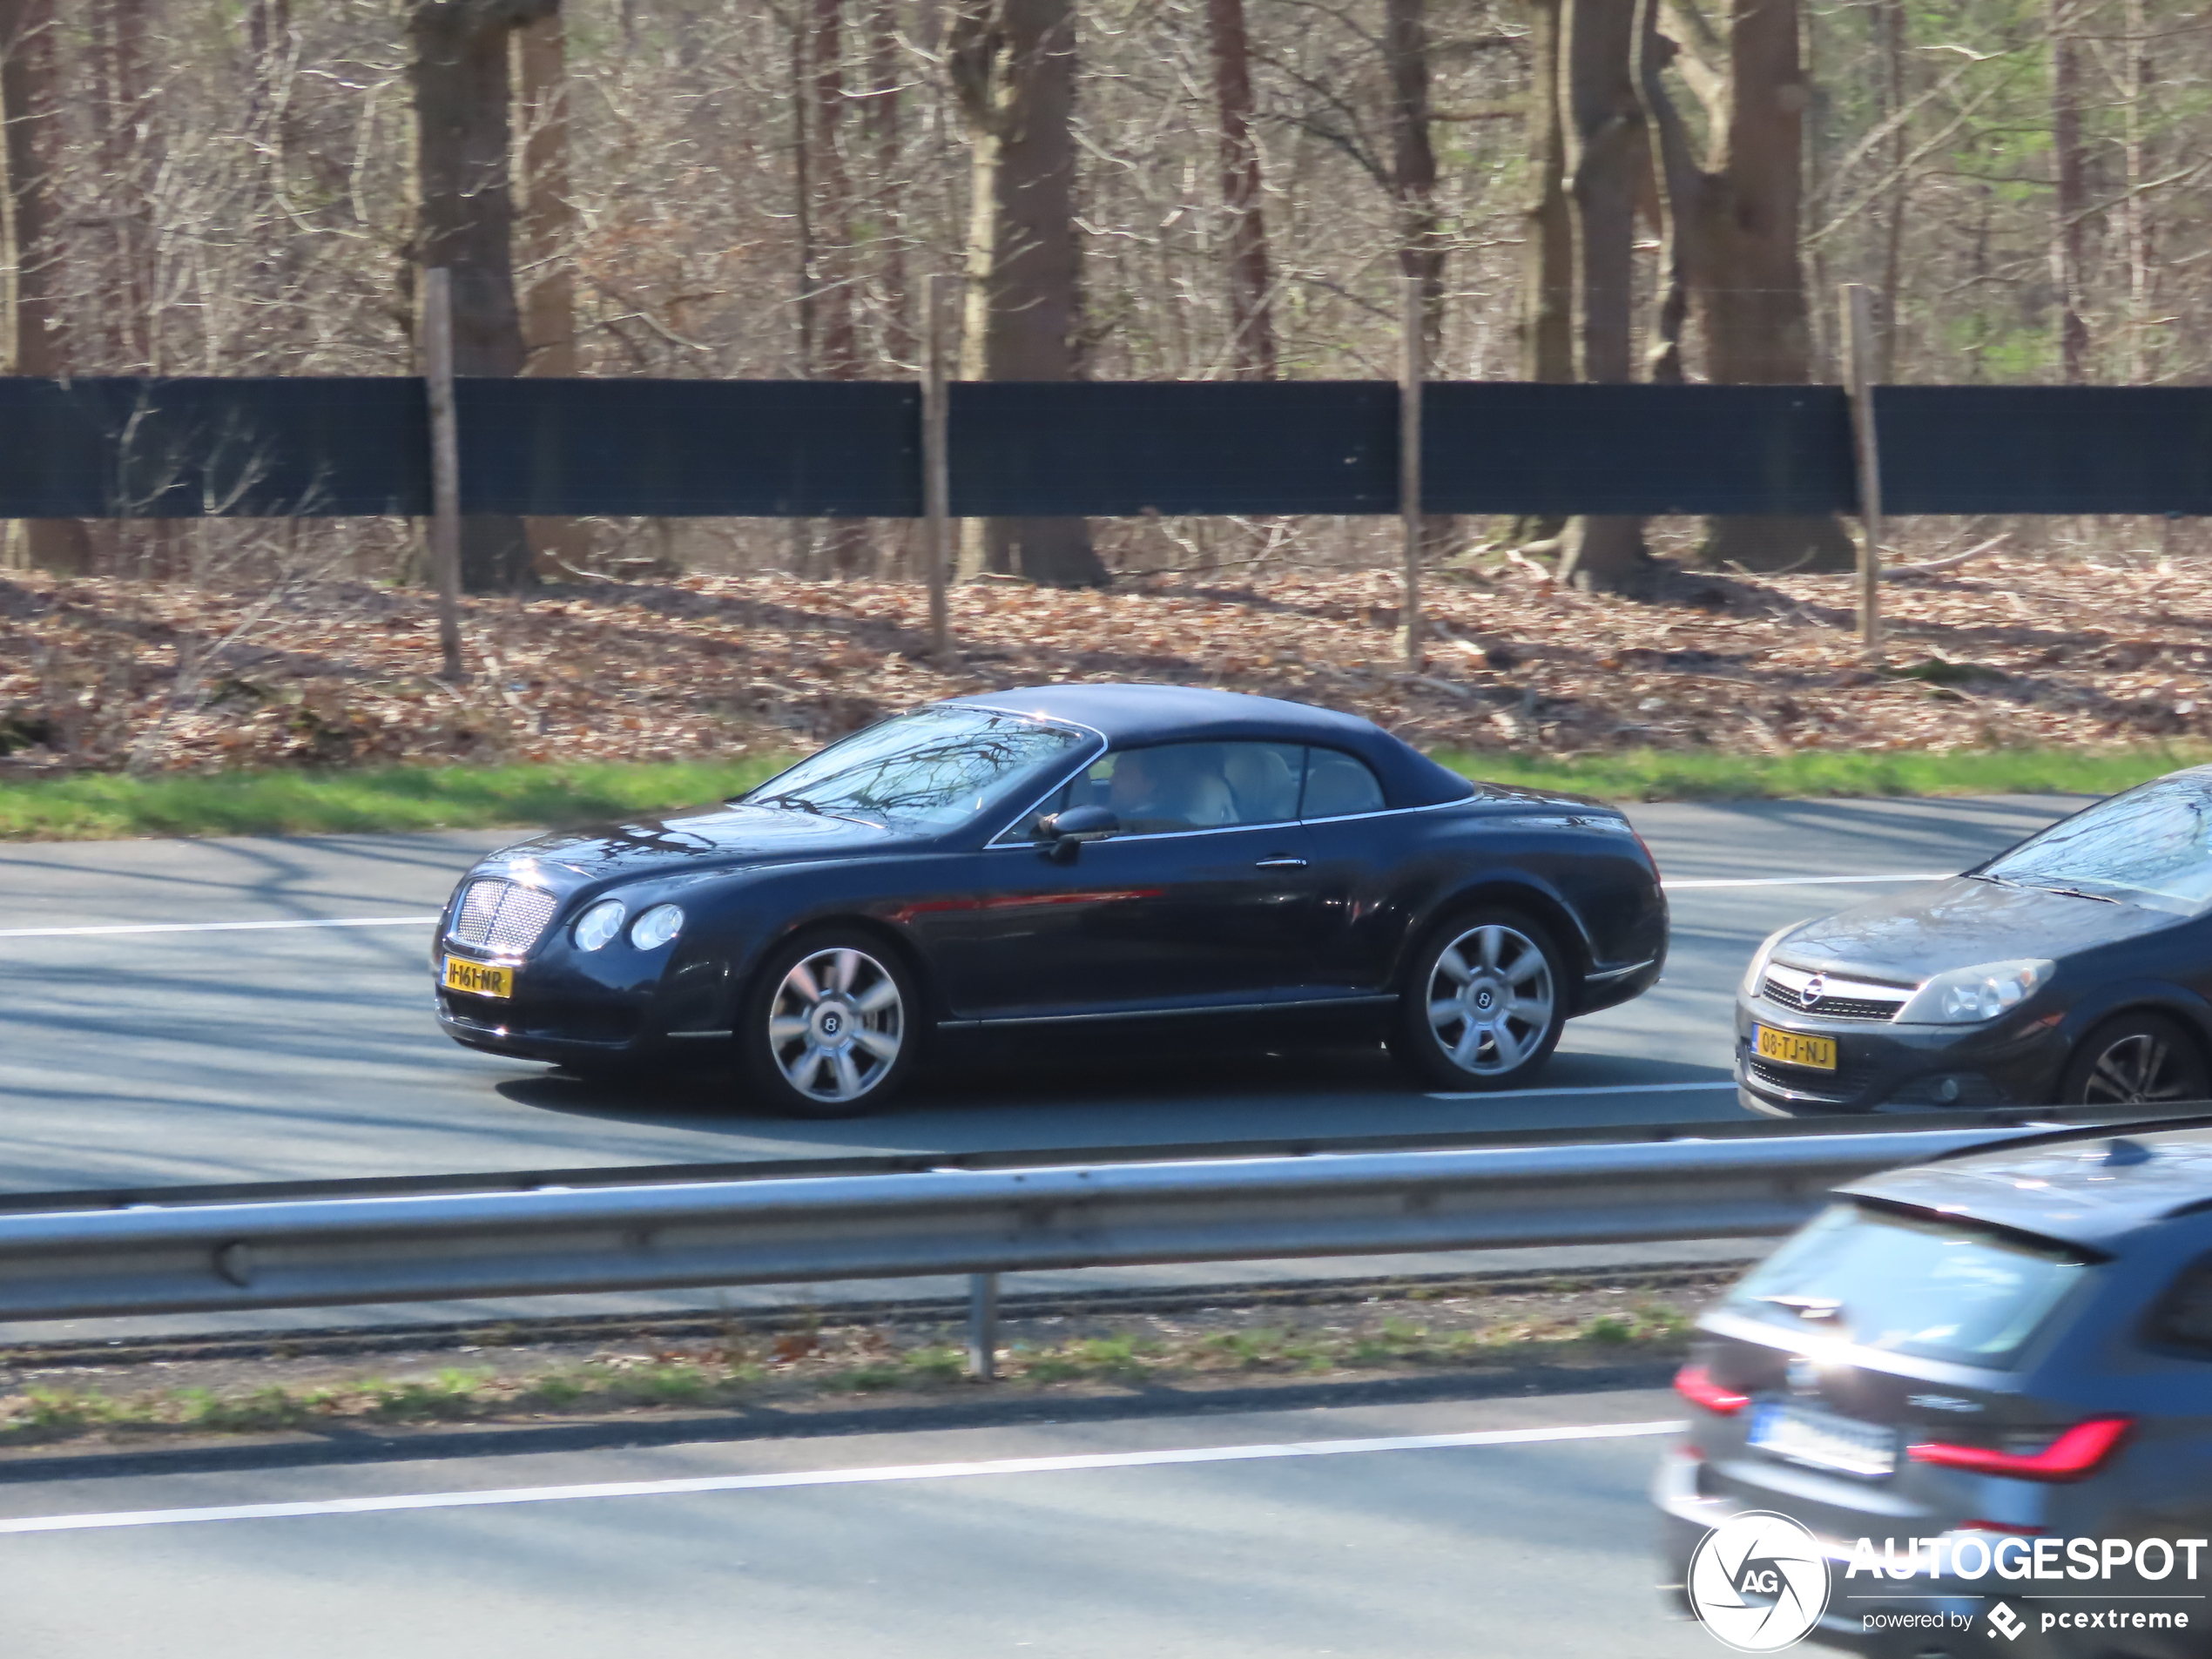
<box><xmin>1662</xmin><ymin>873</ymin><xmax>1952</xmax><ymax>890</ymax></box>
<box><xmin>0</xmin><ymin>1420</ymin><xmax>1683</xmax><ymax>1535</ymax></box>
<box><xmin>0</xmin><ymin>872</ymin><xmax>1954</xmax><ymax>939</ymax></box>
<box><xmin>0</xmin><ymin>915</ymin><xmax>439</xmax><ymax>941</ymax></box>
<box><xmin>1426</xmin><ymin>1079</ymin><xmax>1730</xmax><ymax>1102</ymax></box>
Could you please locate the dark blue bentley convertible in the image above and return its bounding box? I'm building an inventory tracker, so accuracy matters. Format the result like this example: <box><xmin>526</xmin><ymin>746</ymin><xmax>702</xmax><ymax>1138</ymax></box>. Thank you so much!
<box><xmin>434</xmin><ymin>685</ymin><xmax>1668</xmax><ymax>1116</ymax></box>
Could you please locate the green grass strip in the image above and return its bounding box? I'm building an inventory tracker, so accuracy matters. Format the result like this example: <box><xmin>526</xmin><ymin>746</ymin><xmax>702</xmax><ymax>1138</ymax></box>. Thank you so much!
<box><xmin>1</xmin><ymin>742</ymin><xmax>2206</xmax><ymax>841</ymax></box>
<box><xmin>0</xmin><ymin>757</ymin><xmax>788</xmax><ymax>842</ymax></box>
<box><xmin>1432</xmin><ymin>743</ymin><xmax>2212</xmax><ymax>805</ymax></box>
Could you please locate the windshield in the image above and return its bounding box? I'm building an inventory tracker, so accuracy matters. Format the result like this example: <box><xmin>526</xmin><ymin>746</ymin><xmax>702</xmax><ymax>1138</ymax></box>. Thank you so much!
<box><xmin>741</xmin><ymin>706</ymin><xmax>1089</xmax><ymax>833</ymax></box>
<box><xmin>1979</xmin><ymin>772</ymin><xmax>2212</xmax><ymax>914</ymax></box>
<box><xmin>1721</xmin><ymin>1204</ymin><xmax>2092</xmax><ymax>1368</ymax></box>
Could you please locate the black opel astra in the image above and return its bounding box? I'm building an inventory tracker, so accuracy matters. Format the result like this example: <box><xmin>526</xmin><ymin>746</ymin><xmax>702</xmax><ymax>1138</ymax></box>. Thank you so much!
<box><xmin>1740</xmin><ymin>768</ymin><xmax>2212</xmax><ymax>1116</ymax></box>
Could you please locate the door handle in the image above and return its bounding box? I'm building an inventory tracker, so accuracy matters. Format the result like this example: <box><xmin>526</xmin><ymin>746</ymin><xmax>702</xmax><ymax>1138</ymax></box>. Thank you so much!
<box><xmin>1253</xmin><ymin>856</ymin><xmax>1309</xmax><ymax>869</ymax></box>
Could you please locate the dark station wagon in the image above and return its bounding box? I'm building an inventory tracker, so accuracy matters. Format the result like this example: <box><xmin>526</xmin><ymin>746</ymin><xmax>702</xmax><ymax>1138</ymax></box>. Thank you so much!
<box><xmin>1658</xmin><ymin>1122</ymin><xmax>2212</xmax><ymax>1657</ymax></box>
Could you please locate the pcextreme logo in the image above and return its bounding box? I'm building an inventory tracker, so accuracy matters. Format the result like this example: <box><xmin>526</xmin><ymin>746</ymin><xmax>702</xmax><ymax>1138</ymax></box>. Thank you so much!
<box><xmin>1687</xmin><ymin>1511</ymin><xmax>1832</xmax><ymax>1652</ymax></box>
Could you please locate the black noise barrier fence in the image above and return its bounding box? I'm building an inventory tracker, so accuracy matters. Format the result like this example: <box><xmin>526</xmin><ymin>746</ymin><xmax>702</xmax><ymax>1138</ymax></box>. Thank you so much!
<box><xmin>3</xmin><ymin>376</ymin><xmax>2210</xmax><ymax>521</ymax></box>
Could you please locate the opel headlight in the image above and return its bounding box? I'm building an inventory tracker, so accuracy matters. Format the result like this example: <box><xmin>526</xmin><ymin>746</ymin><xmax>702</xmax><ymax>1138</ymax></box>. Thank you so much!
<box><xmin>574</xmin><ymin>899</ymin><xmax>626</xmax><ymax>952</ymax></box>
<box><xmin>631</xmin><ymin>903</ymin><xmax>685</xmax><ymax>950</ymax></box>
<box><xmin>1742</xmin><ymin>923</ymin><xmax>1806</xmax><ymax>998</ymax></box>
<box><xmin>1897</xmin><ymin>960</ymin><xmax>2055</xmax><ymax>1025</ymax></box>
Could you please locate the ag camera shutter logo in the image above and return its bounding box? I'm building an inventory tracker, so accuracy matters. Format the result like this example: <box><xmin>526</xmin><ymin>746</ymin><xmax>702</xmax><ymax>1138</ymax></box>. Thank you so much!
<box><xmin>1688</xmin><ymin>1510</ymin><xmax>1833</xmax><ymax>1652</ymax></box>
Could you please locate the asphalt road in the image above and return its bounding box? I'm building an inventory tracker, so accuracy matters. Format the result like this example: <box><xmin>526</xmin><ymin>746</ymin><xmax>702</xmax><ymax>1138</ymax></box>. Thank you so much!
<box><xmin>0</xmin><ymin>792</ymin><xmax>2079</xmax><ymax>1196</ymax></box>
<box><xmin>0</xmin><ymin>1392</ymin><xmax>1710</xmax><ymax>1658</ymax></box>
<box><xmin>0</xmin><ymin>792</ymin><xmax>2082</xmax><ymax>1344</ymax></box>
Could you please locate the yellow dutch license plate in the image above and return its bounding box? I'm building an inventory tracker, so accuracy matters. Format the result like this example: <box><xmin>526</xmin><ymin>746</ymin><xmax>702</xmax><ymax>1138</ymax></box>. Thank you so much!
<box><xmin>443</xmin><ymin>956</ymin><xmax>514</xmax><ymax>1000</ymax></box>
<box><xmin>1755</xmin><ymin>1024</ymin><xmax>1837</xmax><ymax>1071</ymax></box>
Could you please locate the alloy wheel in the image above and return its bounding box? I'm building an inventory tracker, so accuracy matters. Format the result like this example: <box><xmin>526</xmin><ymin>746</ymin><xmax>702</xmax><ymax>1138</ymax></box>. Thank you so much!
<box><xmin>765</xmin><ymin>946</ymin><xmax>905</xmax><ymax>1105</ymax></box>
<box><xmin>1425</xmin><ymin>923</ymin><xmax>1555</xmax><ymax>1076</ymax></box>
<box><xmin>2083</xmin><ymin>1031</ymin><xmax>2195</xmax><ymax>1104</ymax></box>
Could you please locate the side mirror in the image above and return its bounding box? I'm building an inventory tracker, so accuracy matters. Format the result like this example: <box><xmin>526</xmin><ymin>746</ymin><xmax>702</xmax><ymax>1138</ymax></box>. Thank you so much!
<box><xmin>1040</xmin><ymin>804</ymin><xmax>1118</xmax><ymax>861</ymax></box>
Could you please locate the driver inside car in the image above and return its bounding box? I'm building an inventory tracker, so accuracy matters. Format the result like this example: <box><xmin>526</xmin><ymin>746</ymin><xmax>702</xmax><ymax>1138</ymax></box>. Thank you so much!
<box><xmin>1107</xmin><ymin>746</ymin><xmax>1235</xmax><ymax>833</ymax></box>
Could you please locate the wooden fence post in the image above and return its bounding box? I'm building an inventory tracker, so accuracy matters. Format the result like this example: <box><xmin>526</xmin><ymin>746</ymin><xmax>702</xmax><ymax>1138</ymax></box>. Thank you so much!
<box><xmin>1841</xmin><ymin>283</ymin><xmax>1885</xmax><ymax>658</ymax></box>
<box><xmin>923</xmin><ymin>273</ymin><xmax>953</xmax><ymax>664</ymax></box>
<box><xmin>1399</xmin><ymin>273</ymin><xmax>1424</xmax><ymax>671</ymax></box>
<box><xmin>421</xmin><ymin>267</ymin><xmax>465</xmax><ymax>682</ymax></box>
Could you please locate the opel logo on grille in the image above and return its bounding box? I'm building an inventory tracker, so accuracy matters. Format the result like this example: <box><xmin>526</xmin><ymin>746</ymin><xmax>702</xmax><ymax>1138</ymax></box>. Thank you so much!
<box><xmin>1802</xmin><ymin>974</ymin><xmax>1826</xmax><ymax>1004</ymax></box>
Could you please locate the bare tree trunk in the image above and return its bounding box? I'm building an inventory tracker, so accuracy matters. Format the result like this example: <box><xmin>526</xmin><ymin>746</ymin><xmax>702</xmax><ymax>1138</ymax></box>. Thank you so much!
<box><xmin>949</xmin><ymin>0</ymin><xmax>1104</xmax><ymax>587</ymax></box>
<box><xmin>1554</xmin><ymin>0</ymin><xmax>1648</xmax><ymax>590</ymax></box>
<box><xmin>409</xmin><ymin>0</ymin><xmax>556</xmax><ymax>592</ymax></box>
<box><xmin>812</xmin><ymin>0</ymin><xmax>873</xmax><ymax>577</ymax></box>
<box><xmin>0</xmin><ymin>0</ymin><xmax>91</xmax><ymax>572</ymax></box>
<box><xmin>1642</xmin><ymin>0</ymin><xmax>1852</xmax><ymax>572</ymax></box>
<box><xmin>865</xmin><ymin>0</ymin><xmax>911</xmax><ymax>368</ymax></box>
<box><xmin>1384</xmin><ymin>0</ymin><xmax>1453</xmax><ymax>561</ymax></box>
<box><xmin>787</xmin><ymin>8</ymin><xmax>816</xmax><ymax>579</ymax></box>
<box><xmin>2120</xmin><ymin>0</ymin><xmax>2151</xmax><ymax>383</ymax></box>
<box><xmin>1520</xmin><ymin>0</ymin><xmax>1574</xmax><ymax>385</ymax></box>
<box><xmin>514</xmin><ymin>10</ymin><xmax>589</xmax><ymax>576</ymax></box>
<box><xmin>246</xmin><ymin>0</ymin><xmax>293</xmax><ymax>145</ymax></box>
<box><xmin>1875</xmin><ymin>0</ymin><xmax>1906</xmax><ymax>383</ymax></box>
<box><xmin>105</xmin><ymin>0</ymin><xmax>154</xmax><ymax>371</ymax></box>
<box><xmin>2049</xmin><ymin>0</ymin><xmax>2088</xmax><ymax>382</ymax></box>
<box><xmin>1207</xmin><ymin>0</ymin><xmax>1275</xmax><ymax>378</ymax></box>
<box><xmin>1509</xmin><ymin>0</ymin><xmax>1574</xmax><ymax>549</ymax></box>
<box><xmin>98</xmin><ymin>0</ymin><xmax>181</xmax><ymax>577</ymax></box>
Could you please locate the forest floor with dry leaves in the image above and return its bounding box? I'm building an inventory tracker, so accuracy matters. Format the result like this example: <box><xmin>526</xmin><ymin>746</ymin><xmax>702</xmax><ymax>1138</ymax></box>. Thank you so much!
<box><xmin>1</xmin><ymin>552</ymin><xmax>2204</xmax><ymax>780</ymax></box>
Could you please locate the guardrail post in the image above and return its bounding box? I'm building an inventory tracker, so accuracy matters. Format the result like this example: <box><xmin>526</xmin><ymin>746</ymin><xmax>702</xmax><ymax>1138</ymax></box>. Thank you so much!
<box><xmin>966</xmin><ymin>1271</ymin><xmax>999</xmax><ymax>1380</ymax></box>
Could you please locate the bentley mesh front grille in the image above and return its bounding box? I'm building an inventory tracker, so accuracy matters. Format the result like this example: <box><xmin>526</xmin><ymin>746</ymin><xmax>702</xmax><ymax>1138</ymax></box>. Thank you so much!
<box><xmin>447</xmin><ymin>880</ymin><xmax>559</xmax><ymax>957</ymax></box>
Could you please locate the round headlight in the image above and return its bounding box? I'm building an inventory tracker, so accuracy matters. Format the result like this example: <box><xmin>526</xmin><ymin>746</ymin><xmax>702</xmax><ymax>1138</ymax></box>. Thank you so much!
<box><xmin>574</xmin><ymin>899</ymin><xmax>626</xmax><ymax>952</ymax></box>
<box><xmin>631</xmin><ymin>903</ymin><xmax>685</xmax><ymax>950</ymax></box>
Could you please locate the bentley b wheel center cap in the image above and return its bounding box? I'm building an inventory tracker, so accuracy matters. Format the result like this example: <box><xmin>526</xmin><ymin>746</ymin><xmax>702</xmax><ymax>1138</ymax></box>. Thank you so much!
<box><xmin>812</xmin><ymin>1003</ymin><xmax>849</xmax><ymax>1043</ymax></box>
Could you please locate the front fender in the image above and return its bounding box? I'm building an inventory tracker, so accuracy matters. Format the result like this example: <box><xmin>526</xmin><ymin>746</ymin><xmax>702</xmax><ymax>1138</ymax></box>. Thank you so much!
<box><xmin>2053</xmin><ymin>977</ymin><xmax>2212</xmax><ymax>1055</ymax></box>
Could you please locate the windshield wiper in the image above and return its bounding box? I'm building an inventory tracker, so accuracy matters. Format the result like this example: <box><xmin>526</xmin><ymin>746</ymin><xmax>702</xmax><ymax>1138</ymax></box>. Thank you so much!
<box><xmin>2024</xmin><ymin>883</ymin><xmax>2122</xmax><ymax>905</ymax></box>
<box><xmin>1967</xmin><ymin>872</ymin><xmax>2023</xmax><ymax>888</ymax></box>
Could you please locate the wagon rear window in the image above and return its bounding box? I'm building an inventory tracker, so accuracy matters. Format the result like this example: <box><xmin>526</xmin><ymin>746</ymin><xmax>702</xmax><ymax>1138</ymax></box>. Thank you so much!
<box><xmin>745</xmin><ymin>707</ymin><xmax>1089</xmax><ymax>832</ymax></box>
<box><xmin>1722</xmin><ymin>1203</ymin><xmax>2093</xmax><ymax>1368</ymax></box>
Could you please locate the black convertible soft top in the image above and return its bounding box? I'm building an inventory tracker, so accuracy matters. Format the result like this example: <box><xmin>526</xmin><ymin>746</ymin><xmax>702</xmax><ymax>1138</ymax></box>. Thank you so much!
<box><xmin>948</xmin><ymin>683</ymin><xmax>1477</xmax><ymax>810</ymax></box>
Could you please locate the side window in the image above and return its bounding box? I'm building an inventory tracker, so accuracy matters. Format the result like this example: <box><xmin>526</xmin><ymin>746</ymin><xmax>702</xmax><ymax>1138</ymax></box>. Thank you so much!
<box><xmin>1300</xmin><ymin>748</ymin><xmax>1386</xmax><ymax>819</ymax></box>
<box><xmin>2148</xmin><ymin>1252</ymin><xmax>2212</xmax><ymax>1358</ymax></box>
<box><xmin>1002</xmin><ymin>742</ymin><xmax>1306</xmax><ymax>840</ymax></box>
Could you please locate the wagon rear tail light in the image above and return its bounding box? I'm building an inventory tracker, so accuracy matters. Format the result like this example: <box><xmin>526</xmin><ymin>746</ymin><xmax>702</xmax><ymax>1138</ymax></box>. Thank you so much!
<box><xmin>1907</xmin><ymin>1416</ymin><xmax>2132</xmax><ymax>1482</ymax></box>
<box><xmin>1674</xmin><ymin>1363</ymin><xmax>1749</xmax><ymax>1415</ymax></box>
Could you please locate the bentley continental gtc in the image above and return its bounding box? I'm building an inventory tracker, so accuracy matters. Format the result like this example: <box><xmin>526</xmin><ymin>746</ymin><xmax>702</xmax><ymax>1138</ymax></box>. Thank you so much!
<box><xmin>434</xmin><ymin>685</ymin><xmax>1668</xmax><ymax>1116</ymax></box>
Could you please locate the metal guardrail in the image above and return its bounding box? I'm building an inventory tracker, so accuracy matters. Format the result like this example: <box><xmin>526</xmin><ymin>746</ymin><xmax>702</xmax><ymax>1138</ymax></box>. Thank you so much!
<box><xmin>2</xmin><ymin>1097</ymin><xmax>2193</xmax><ymax>1218</ymax></box>
<box><xmin>0</xmin><ymin>1119</ymin><xmax>2166</xmax><ymax>1327</ymax></box>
